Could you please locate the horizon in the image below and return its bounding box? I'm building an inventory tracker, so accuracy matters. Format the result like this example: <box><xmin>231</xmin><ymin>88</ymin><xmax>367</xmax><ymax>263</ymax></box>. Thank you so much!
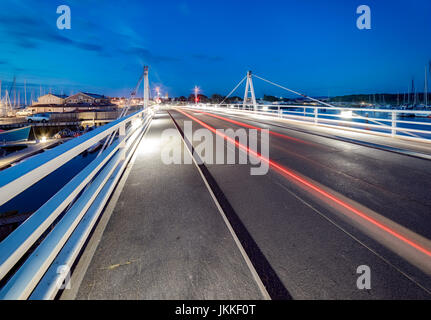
<box><xmin>2</xmin><ymin>80</ymin><xmax>427</xmax><ymax>100</ymax></box>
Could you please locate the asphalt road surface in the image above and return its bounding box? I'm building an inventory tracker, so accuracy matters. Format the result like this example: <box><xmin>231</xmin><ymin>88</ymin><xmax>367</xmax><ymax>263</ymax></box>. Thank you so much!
<box><xmin>167</xmin><ymin>108</ymin><xmax>431</xmax><ymax>299</ymax></box>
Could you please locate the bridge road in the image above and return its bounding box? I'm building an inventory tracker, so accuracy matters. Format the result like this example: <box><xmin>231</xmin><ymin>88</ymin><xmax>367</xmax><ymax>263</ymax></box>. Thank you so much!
<box><xmin>179</xmin><ymin>109</ymin><xmax>431</xmax><ymax>239</ymax></box>
<box><xmin>73</xmin><ymin>111</ymin><xmax>264</xmax><ymax>300</ymax></box>
<box><xmin>72</xmin><ymin>108</ymin><xmax>431</xmax><ymax>300</ymax></box>
<box><xmin>167</xmin><ymin>108</ymin><xmax>431</xmax><ymax>299</ymax></box>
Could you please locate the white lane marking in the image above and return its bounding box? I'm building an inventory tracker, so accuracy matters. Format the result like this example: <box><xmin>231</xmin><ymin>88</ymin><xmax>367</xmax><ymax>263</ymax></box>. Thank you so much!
<box><xmin>169</xmin><ymin>111</ymin><xmax>271</xmax><ymax>300</ymax></box>
<box><xmin>276</xmin><ymin>181</ymin><xmax>431</xmax><ymax>296</ymax></box>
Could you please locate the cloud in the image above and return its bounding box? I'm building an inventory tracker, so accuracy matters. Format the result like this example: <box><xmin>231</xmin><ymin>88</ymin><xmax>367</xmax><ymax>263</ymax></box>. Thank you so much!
<box><xmin>0</xmin><ymin>13</ymin><xmax>103</xmax><ymax>53</ymax></box>
<box><xmin>73</xmin><ymin>41</ymin><xmax>104</xmax><ymax>52</ymax></box>
<box><xmin>192</xmin><ymin>54</ymin><xmax>223</xmax><ymax>62</ymax></box>
<box><xmin>0</xmin><ymin>12</ymin><xmax>174</xmax><ymax>62</ymax></box>
<box><xmin>120</xmin><ymin>46</ymin><xmax>180</xmax><ymax>63</ymax></box>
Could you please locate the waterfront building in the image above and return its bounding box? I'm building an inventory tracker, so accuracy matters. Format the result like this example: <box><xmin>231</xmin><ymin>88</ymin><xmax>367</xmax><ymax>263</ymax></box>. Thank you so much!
<box><xmin>66</xmin><ymin>92</ymin><xmax>110</xmax><ymax>105</ymax></box>
<box><xmin>33</xmin><ymin>93</ymin><xmax>67</xmax><ymax>105</ymax></box>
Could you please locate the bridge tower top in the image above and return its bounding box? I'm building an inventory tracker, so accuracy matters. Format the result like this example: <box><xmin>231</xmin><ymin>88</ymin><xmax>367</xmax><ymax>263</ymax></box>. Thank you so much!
<box><xmin>243</xmin><ymin>70</ymin><xmax>257</xmax><ymax>109</ymax></box>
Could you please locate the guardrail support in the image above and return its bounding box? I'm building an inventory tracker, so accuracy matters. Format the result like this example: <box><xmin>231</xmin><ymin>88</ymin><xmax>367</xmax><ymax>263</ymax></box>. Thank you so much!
<box><xmin>0</xmin><ymin>108</ymin><xmax>151</xmax><ymax>299</ymax></box>
<box><xmin>119</xmin><ymin>123</ymin><xmax>126</xmax><ymax>160</ymax></box>
<box><xmin>391</xmin><ymin>111</ymin><xmax>396</xmax><ymax>137</ymax></box>
<box><xmin>185</xmin><ymin>104</ymin><xmax>431</xmax><ymax>143</ymax></box>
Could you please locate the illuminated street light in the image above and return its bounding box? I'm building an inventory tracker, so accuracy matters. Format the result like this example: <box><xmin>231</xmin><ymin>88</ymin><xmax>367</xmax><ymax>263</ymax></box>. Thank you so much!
<box><xmin>194</xmin><ymin>86</ymin><xmax>200</xmax><ymax>104</ymax></box>
<box><xmin>155</xmin><ymin>86</ymin><xmax>161</xmax><ymax>104</ymax></box>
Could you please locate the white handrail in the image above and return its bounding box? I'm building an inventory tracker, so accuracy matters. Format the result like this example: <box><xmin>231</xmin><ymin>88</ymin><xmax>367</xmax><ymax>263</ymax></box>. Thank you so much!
<box><xmin>30</xmin><ymin>125</ymin><xmax>146</xmax><ymax>300</ymax></box>
<box><xmin>185</xmin><ymin>103</ymin><xmax>431</xmax><ymax>143</ymax></box>
<box><xmin>0</xmin><ymin>109</ymin><xmax>146</xmax><ymax>206</ymax></box>
<box><xmin>0</xmin><ymin>108</ymin><xmax>152</xmax><ymax>299</ymax></box>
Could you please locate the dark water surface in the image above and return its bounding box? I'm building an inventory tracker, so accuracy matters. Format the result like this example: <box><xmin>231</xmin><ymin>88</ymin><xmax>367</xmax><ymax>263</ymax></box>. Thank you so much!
<box><xmin>0</xmin><ymin>151</ymin><xmax>98</xmax><ymax>217</ymax></box>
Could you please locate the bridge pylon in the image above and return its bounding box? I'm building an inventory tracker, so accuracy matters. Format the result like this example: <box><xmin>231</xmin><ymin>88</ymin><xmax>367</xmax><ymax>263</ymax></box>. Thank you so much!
<box><xmin>144</xmin><ymin>66</ymin><xmax>149</xmax><ymax>108</ymax></box>
<box><xmin>243</xmin><ymin>70</ymin><xmax>257</xmax><ymax>110</ymax></box>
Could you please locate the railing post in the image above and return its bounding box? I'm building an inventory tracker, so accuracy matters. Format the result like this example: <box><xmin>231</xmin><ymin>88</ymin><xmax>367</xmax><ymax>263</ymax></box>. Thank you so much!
<box><xmin>278</xmin><ymin>106</ymin><xmax>281</xmax><ymax>118</ymax></box>
<box><xmin>314</xmin><ymin>107</ymin><xmax>318</xmax><ymax>124</ymax></box>
<box><xmin>119</xmin><ymin>122</ymin><xmax>126</xmax><ymax>160</ymax></box>
<box><xmin>391</xmin><ymin>111</ymin><xmax>396</xmax><ymax>137</ymax></box>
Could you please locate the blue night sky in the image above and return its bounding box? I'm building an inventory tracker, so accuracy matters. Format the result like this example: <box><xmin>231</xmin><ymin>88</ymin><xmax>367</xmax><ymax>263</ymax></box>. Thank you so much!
<box><xmin>1</xmin><ymin>0</ymin><xmax>431</xmax><ymax>98</ymax></box>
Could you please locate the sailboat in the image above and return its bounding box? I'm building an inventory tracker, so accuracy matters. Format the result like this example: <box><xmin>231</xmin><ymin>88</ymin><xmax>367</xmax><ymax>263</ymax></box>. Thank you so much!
<box><xmin>0</xmin><ymin>126</ymin><xmax>31</xmax><ymax>145</ymax></box>
<box><xmin>413</xmin><ymin>65</ymin><xmax>431</xmax><ymax>117</ymax></box>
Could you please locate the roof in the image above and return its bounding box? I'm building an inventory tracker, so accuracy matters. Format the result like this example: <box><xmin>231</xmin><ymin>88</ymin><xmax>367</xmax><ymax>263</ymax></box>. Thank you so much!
<box><xmin>51</xmin><ymin>94</ymin><xmax>68</xmax><ymax>99</ymax></box>
<box><xmin>40</xmin><ymin>93</ymin><xmax>67</xmax><ymax>99</ymax></box>
<box><xmin>82</xmin><ymin>92</ymin><xmax>107</xmax><ymax>99</ymax></box>
<box><xmin>65</xmin><ymin>92</ymin><xmax>107</xmax><ymax>100</ymax></box>
<box><xmin>31</xmin><ymin>104</ymin><xmax>67</xmax><ymax>107</ymax></box>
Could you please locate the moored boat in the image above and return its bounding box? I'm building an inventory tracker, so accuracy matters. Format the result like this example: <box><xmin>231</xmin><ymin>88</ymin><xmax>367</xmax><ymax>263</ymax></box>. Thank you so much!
<box><xmin>0</xmin><ymin>126</ymin><xmax>31</xmax><ymax>144</ymax></box>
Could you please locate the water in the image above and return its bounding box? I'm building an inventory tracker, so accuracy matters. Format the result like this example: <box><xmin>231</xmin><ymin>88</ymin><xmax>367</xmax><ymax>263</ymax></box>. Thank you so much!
<box><xmin>0</xmin><ymin>151</ymin><xmax>97</xmax><ymax>217</ymax></box>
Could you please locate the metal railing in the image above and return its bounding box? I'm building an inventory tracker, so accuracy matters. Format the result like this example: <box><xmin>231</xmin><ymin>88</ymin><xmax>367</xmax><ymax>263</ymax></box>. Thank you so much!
<box><xmin>185</xmin><ymin>103</ymin><xmax>431</xmax><ymax>143</ymax></box>
<box><xmin>0</xmin><ymin>108</ymin><xmax>153</xmax><ymax>299</ymax></box>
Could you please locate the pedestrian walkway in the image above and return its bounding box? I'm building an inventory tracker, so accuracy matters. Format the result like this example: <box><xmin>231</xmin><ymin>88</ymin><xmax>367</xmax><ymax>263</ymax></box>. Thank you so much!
<box><xmin>73</xmin><ymin>111</ymin><xmax>263</xmax><ymax>299</ymax></box>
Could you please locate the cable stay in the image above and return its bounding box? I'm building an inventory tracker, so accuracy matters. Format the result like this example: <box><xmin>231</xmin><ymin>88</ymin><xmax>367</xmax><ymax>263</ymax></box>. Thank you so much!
<box><xmin>219</xmin><ymin>75</ymin><xmax>247</xmax><ymax>105</ymax></box>
<box><xmin>252</xmin><ymin>73</ymin><xmax>420</xmax><ymax>139</ymax></box>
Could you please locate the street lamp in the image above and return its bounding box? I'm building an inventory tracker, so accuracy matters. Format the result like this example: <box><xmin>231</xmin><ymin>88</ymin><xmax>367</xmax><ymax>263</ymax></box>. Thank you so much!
<box><xmin>194</xmin><ymin>86</ymin><xmax>200</xmax><ymax>105</ymax></box>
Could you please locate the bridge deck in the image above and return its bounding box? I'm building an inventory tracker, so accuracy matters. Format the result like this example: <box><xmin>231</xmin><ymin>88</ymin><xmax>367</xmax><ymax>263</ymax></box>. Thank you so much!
<box><xmin>65</xmin><ymin>108</ymin><xmax>431</xmax><ymax>300</ymax></box>
<box><xmin>208</xmin><ymin>109</ymin><xmax>431</xmax><ymax>159</ymax></box>
<box><xmin>72</xmin><ymin>111</ymin><xmax>263</xmax><ymax>299</ymax></box>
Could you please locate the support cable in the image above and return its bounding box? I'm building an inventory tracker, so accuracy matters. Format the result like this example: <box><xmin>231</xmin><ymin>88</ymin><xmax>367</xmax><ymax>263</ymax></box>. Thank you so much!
<box><xmin>253</xmin><ymin>74</ymin><xmax>419</xmax><ymax>138</ymax></box>
<box><xmin>219</xmin><ymin>76</ymin><xmax>247</xmax><ymax>106</ymax></box>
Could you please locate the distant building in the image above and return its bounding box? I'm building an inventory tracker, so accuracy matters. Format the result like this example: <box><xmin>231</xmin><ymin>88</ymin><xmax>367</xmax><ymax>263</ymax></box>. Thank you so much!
<box><xmin>65</xmin><ymin>92</ymin><xmax>110</xmax><ymax>105</ymax></box>
<box><xmin>28</xmin><ymin>105</ymin><xmax>76</xmax><ymax>114</ymax></box>
<box><xmin>27</xmin><ymin>92</ymin><xmax>114</xmax><ymax>114</ymax></box>
<box><xmin>34</xmin><ymin>93</ymin><xmax>67</xmax><ymax>105</ymax></box>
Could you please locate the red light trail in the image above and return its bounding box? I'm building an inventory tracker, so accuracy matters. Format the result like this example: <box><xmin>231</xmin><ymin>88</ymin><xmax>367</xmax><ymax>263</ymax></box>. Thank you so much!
<box><xmin>176</xmin><ymin>108</ymin><xmax>431</xmax><ymax>258</ymax></box>
<box><xmin>188</xmin><ymin>109</ymin><xmax>316</xmax><ymax>146</ymax></box>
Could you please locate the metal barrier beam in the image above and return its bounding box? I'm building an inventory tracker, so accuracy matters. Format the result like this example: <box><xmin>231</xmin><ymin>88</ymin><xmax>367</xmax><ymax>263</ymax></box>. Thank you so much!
<box><xmin>187</xmin><ymin>104</ymin><xmax>431</xmax><ymax>143</ymax></box>
<box><xmin>0</xmin><ymin>108</ymin><xmax>153</xmax><ymax>299</ymax></box>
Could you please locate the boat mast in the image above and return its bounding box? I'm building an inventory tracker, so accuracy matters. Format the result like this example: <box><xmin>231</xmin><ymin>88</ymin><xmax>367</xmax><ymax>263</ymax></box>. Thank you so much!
<box><xmin>0</xmin><ymin>80</ymin><xmax>2</xmax><ymax>117</ymax></box>
<box><xmin>407</xmin><ymin>85</ymin><xmax>410</xmax><ymax>105</ymax></box>
<box><xmin>425</xmin><ymin>65</ymin><xmax>428</xmax><ymax>107</ymax></box>
<box><xmin>4</xmin><ymin>90</ymin><xmax>11</xmax><ymax>115</ymax></box>
<box><xmin>24</xmin><ymin>80</ymin><xmax>27</xmax><ymax>106</ymax></box>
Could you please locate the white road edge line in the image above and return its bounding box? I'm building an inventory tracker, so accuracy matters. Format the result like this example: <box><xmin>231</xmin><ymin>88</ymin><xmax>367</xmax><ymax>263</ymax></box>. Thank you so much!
<box><xmin>276</xmin><ymin>181</ymin><xmax>431</xmax><ymax>296</ymax></box>
<box><xmin>169</xmin><ymin>110</ymin><xmax>271</xmax><ymax>301</ymax></box>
